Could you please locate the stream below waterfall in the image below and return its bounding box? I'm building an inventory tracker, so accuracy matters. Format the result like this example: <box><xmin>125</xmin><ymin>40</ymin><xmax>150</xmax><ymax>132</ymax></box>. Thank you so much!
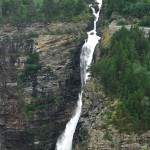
<box><xmin>56</xmin><ymin>1</ymin><xmax>103</xmax><ymax>150</ymax></box>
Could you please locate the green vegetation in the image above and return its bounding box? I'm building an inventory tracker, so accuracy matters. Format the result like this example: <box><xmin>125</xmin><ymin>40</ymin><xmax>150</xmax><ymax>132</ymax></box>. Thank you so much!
<box><xmin>13</xmin><ymin>31</ymin><xmax>38</xmax><ymax>43</ymax></box>
<box><xmin>105</xmin><ymin>0</ymin><xmax>150</xmax><ymax>26</ymax></box>
<box><xmin>138</xmin><ymin>15</ymin><xmax>150</xmax><ymax>27</ymax></box>
<box><xmin>0</xmin><ymin>0</ymin><xmax>88</xmax><ymax>26</ymax></box>
<box><xmin>21</xmin><ymin>103</ymin><xmax>48</xmax><ymax>111</ymax></box>
<box><xmin>34</xmin><ymin>124</ymin><xmax>54</xmax><ymax>150</ymax></box>
<box><xmin>79</xmin><ymin>127</ymin><xmax>88</xmax><ymax>141</ymax></box>
<box><xmin>104</xmin><ymin>131</ymin><xmax>112</xmax><ymax>140</ymax></box>
<box><xmin>20</xmin><ymin>93</ymin><xmax>61</xmax><ymax>114</ymax></box>
<box><xmin>42</xmin><ymin>0</ymin><xmax>88</xmax><ymax>21</ymax></box>
<box><xmin>21</xmin><ymin>51</ymin><xmax>42</xmax><ymax>97</ymax></box>
<box><xmin>141</xmin><ymin>147</ymin><xmax>149</xmax><ymax>150</ymax></box>
<box><xmin>91</xmin><ymin>27</ymin><xmax>150</xmax><ymax>133</ymax></box>
<box><xmin>78</xmin><ymin>127</ymin><xmax>89</xmax><ymax>150</ymax></box>
<box><xmin>117</xmin><ymin>20</ymin><xmax>128</xmax><ymax>26</ymax></box>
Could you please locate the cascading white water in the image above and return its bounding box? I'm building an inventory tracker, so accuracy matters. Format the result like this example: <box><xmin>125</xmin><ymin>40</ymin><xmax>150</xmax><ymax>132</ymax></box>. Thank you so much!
<box><xmin>56</xmin><ymin>1</ymin><xmax>102</xmax><ymax>150</ymax></box>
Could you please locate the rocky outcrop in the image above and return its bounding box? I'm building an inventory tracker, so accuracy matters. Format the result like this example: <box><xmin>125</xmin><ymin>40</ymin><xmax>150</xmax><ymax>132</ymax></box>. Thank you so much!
<box><xmin>109</xmin><ymin>21</ymin><xmax>150</xmax><ymax>36</ymax></box>
<box><xmin>73</xmin><ymin>7</ymin><xmax>150</xmax><ymax>149</ymax></box>
<box><xmin>0</xmin><ymin>21</ymin><xmax>88</xmax><ymax>150</ymax></box>
<box><xmin>73</xmin><ymin>79</ymin><xmax>150</xmax><ymax>150</ymax></box>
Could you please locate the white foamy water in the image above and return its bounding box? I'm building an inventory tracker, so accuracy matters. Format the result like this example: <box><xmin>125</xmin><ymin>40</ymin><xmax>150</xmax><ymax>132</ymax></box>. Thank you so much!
<box><xmin>55</xmin><ymin>92</ymin><xmax>83</xmax><ymax>150</ymax></box>
<box><xmin>56</xmin><ymin>1</ymin><xmax>102</xmax><ymax>150</ymax></box>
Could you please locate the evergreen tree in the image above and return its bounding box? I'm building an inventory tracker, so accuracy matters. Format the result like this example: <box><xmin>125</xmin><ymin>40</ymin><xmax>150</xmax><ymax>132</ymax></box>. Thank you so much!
<box><xmin>22</xmin><ymin>51</ymin><xmax>42</xmax><ymax>97</ymax></box>
<box><xmin>91</xmin><ymin>27</ymin><xmax>150</xmax><ymax>132</ymax></box>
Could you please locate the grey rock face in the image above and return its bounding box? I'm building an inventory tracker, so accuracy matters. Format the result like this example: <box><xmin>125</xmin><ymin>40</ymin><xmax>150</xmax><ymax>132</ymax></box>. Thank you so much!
<box><xmin>0</xmin><ymin>22</ymin><xmax>87</xmax><ymax>150</ymax></box>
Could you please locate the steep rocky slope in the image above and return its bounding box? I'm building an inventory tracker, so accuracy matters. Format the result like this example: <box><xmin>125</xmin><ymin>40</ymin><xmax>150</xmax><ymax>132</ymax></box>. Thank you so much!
<box><xmin>73</xmin><ymin>9</ymin><xmax>150</xmax><ymax>149</ymax></box>
<box><xmin>73</xmin><ymin>79</ymin><xmax>150</xmax><ymax>150</ymax></box>
<box><xmin>0</xmin><ymin>1</ymin><xmax>149</xmax><ymax>150</ymax></box>
<box><xmin>0</xmin><ymin>21</ymin><xmax>90</xmax><ymax>150</ymax></box>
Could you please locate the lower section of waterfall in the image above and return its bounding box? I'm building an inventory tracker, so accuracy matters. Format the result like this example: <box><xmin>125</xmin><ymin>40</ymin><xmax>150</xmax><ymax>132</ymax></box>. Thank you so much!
<box><xmin>56</xmin><ymin>1</ymin><xmax>102</xmax><ymax>150</ymax></box>
<box><xmin>56</xmin><ymin>92</ymin><xmax>83</xmax><ymax>150</ymax></box>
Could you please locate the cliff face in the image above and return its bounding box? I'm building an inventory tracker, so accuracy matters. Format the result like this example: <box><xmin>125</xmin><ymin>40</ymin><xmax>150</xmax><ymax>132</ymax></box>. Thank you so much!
<box><xmin>73</xmin><ymin>79</ymin><xmax>150</xmax><ymax>150</ymax></box>
<box><xmin>0</xmin><ymin>21</ymin><xmax>88</xmax><ymax>150</ymax></box>
<box><xmin>1</xmin><ymin>2</ymin><xmax>149</xmax><ymax>150</ymax></box>
<box><xmin>73</xmin><ymin>7</ymin><xmax>150</xmax><ymax>150</ymax></box>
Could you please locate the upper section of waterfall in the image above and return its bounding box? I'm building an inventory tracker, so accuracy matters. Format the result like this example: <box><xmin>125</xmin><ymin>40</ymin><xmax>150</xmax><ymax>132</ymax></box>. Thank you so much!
<box><xmin>56</xmin><ymin>1</ymin><xmax>103</xmax><ymax>150</ymax></box>
<box><xmin>80</xmin><ymin>0</ymin><xmax>102</xmax><ymax>85</ymax></box>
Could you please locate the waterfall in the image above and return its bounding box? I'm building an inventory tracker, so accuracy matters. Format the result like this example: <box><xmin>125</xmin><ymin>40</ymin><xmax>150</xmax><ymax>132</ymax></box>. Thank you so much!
<box><xmin>56</xmin><ymin>1</ymin><xmax>102</xmax><ymax>150</ymax></box>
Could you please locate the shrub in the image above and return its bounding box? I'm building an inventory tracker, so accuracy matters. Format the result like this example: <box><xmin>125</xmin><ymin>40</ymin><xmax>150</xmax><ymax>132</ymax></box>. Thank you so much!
<box><xmin>138</xmin><ymin>15</ymin><xmax>150</xmax><ymax>27</ymax></box>
<box><xmin>117</xmin><ymin>20</ymin><xmax>129</xmax><ymax>26</ymax></box>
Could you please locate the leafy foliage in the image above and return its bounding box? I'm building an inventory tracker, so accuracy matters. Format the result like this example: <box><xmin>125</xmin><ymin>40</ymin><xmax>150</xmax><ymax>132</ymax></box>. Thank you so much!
<box><xmin>21</xmin><ymin>51</ymin><xmax>42</xmax><ymax>97</ymax></box>
<box><xmin>117</xmin><ymin>20</ymin><xmax>128</xmax><ymax>26</ymax></box>
<box><xmin>138</xmin><ymin>15</ymin><xmax>150</xmax><ymax>27</ymax></box>
<box><xmin>91</xmin><ymin>27</ymin><xmax>150</xmax><ymax>132</ymax></box>
<box><xmin>0</xmin><ymin>0</ymin><xmax>87</xmax><ymax>25</ymax></box>
<box><xmin>105</xmin><ymin>0</ymin><xmax>150</xmax><ymax>26</ymax></box>
<box><xmin>24</xmin><ymin>52</ymin><xmax>41</xmax><ymax>77</ymax></box>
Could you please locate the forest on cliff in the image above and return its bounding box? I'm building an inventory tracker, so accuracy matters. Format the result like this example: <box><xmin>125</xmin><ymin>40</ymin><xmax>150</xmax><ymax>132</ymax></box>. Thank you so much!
<box><xmin>1</xmin><ymin>0</ymin><xmax>150</xmax><ymax>26</ymax></box>
<box><xmin>91</xmin><ymin>0</ymin><xmax>150</xmax><ymax>133</ymax></box>
<box><xmin>105</xmin><ymin>0</ymin><xmax>150</xmax><ymax>26</ymax></box>
<box><xmin>91</xmin><ymin>27</ymin><xmax>150</xmax><ymax>132</ymax></box>
<box><xmin>0</xmin><ymin>0</ymin><xmax>87</xmax><ymax>26</ymax></box>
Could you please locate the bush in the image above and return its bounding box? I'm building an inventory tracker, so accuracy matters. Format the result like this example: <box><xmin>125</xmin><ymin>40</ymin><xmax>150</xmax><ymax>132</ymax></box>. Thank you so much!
<box><xmin>21</xmin><ymin>104</ymin><xmax>48</xmax><ymax>112</ymax></box>
<box><xmin>79</xmin><ymin>127</ymin><xmax>88</xmax><ymax>141</ymax></box>
<box><xmin>138</xmin><ymin>15</ymin><xmax>150</xmax><ymax>27</ymax></box>
<box><xmin>141</xmin><ymin>147</ymin><xmax>149</xmax><ymax>150</ymax></box>
<box><xmin>102</xmin><ymin>20</ymin><xmax>109</xmax><ymax>26</ymax></box>
<box><xmin>117</xmin><ymin>20</ymin><xmax>129</xmax><ymax>26</ymax></box>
